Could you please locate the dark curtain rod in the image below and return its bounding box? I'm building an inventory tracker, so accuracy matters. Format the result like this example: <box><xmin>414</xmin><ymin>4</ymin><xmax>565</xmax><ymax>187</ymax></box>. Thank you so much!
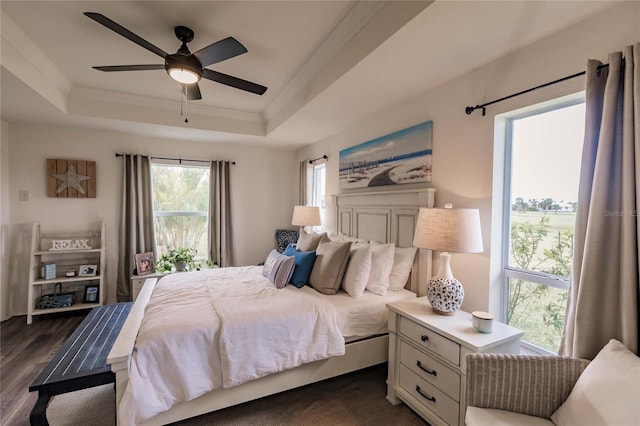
<box><xmin>115</xmin><ymin>153</ymin><xmax>235</xmax><ymax>165</ymax></box>
<box><xmin>309</xmin><ymin>155</ymin><xmax>328</xmax><ymax>164</ymax></box>
<box><xmin>465</xmin><ymin>63</ymin><xmax>610</xmax><ymax>116</ymax></box>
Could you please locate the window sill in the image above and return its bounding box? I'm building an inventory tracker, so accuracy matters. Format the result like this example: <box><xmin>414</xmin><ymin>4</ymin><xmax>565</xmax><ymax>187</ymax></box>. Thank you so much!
<box><xmin>520</xmin><ymin>340</ymin><xmax>557</xmax><ymax>356</ymax></box>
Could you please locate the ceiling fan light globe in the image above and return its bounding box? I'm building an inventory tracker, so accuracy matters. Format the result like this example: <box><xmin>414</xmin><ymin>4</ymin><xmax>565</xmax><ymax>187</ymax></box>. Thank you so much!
<box><xmin>169</xmin><ymin>68</ymin><xmax>200</xmax><ymax>84</ymax></box>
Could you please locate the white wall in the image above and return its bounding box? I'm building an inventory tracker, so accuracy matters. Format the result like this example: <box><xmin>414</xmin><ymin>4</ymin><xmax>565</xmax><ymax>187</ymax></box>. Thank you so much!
<box><xmin>1</xmin><ymin>120</ymin><xmax>10</xmax><ymax>321</ymax></box>
<box><xmin>6</xmin><ymin>125</ymin><xmax>297</xmax><ymax>315</ymax></box>
<box><xmin>297</xmin><ymin>2</ymin><xmax>640</xmax><ymax>315</ymax></box>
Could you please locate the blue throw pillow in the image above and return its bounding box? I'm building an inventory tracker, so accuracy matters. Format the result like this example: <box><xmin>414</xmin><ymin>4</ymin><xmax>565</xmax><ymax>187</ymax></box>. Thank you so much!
<box><xmin>284</xmin><ymin>244</ymin><xmax>317</xmax><ymax>288</ymax></box>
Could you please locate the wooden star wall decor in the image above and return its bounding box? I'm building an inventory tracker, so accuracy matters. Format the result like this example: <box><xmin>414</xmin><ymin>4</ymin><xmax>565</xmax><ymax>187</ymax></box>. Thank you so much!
<box><xmin>47</xmin><ymin>159</ymin><xmax>96</xmax><ymax>198</ymax></box>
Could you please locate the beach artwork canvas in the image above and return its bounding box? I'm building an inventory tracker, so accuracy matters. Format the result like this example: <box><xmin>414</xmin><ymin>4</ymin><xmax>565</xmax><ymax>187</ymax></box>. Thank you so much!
<box><xmin>339</xmin><ymin>121</ymin><xmax>432</xmax><ymax>189</ymax></box>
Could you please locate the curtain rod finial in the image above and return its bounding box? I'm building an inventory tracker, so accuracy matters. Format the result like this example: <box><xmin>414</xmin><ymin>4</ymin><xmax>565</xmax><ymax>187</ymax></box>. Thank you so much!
<box><xmin>465</xmin><ymin>106</ymin><xmax>476</xmax><ymax>115</ymax></box>
<box><xmin>309</xmin><ymin>154</ymin><xmax>328</xmax><ymax>164</ymax></box>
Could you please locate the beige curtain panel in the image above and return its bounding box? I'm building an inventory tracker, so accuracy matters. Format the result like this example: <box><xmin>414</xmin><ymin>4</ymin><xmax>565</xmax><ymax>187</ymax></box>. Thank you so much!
<box><xmin>209</xmin><ymin>161</ymin><xmax>234</xmax><ymax>267</ymax></box>
<box><xmin>560</xmin><ymin>43</ymin><xmax>639</xmax><ymax>359</ymax></box>
<box><xmin>117</xmin><ymin>154</ymin><xmax>157</xmax><ymax>302</ymax></box>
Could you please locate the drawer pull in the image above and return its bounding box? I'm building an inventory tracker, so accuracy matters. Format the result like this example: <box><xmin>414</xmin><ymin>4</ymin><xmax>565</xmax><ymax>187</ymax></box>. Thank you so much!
<box><xmin>416</xmin><ymin>360</ymin><xmax>437</xmax><ymax>376</ymax></box>
<box><xmin>416</xmin><ymin>385</ymin><xmax>436</xmax><ymax>403</ymax></box>
<box><xmin>420</xmin><ymin>335</ymin><xmax>429</xmax><ymax>342</ymax></box>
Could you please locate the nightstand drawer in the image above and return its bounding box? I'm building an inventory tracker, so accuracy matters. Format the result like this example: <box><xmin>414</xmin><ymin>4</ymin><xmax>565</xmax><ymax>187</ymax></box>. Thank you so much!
<box><xmin>399</xmin><ymin>318</ymin><xmax>461</xmax><ymax>365</ymax></box>
<box><xmin>400</xmin><ymin>340</ymin><xmax>460</xmax><ymax>400</ymax></box>
<box><xmin>399</xmin><ymin>364</ymin><xmax>459</xmax><ymax>426</ymax></box>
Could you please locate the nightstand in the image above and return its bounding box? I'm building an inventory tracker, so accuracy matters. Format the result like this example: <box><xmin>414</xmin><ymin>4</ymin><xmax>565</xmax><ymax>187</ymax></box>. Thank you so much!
<box><xmin>386</xmin><ymin>297</ymin><xmax>523</xmax><ymax>426</ymax></box>
<box><xmin>130</xmin><ymin>272</ymin><xmax>169</xmax><ymax>301</ymax></box>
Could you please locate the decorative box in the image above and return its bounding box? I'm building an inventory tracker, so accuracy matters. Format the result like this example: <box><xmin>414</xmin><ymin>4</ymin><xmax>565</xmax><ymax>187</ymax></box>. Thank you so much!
<box><xmin>41</xmin><ymin>263</ymin><xmax>56</xmax><ymax>280</ymax></box>
<box><xmin>37</xmin><ymin>283</ymin><xmax>74</xmax><ymax>309</ymax></box>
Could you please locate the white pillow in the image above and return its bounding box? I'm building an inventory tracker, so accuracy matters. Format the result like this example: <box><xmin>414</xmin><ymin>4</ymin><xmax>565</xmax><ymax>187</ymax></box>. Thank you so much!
<box><xmin>388</xmin><ymin>246</ymin><xmax>417</xmax><ymax>290</ymax></box>
<box><xmin>338</xmin><ymin>233</ymin><xmax>368</xmax><ymax>244</ymax></box>
<box><xmin>365</xmin><ymin>242</ymin><xmax>394</xmax><ymax>295</ymax></box>
<box><xmin>551</xmin><ymin>339</ymin><xmax>640</xmax><ymax>426</ymax></box>
<box><xmin>326</xmin><ymin>232</ymin><xmax>341</xmax><ymax>242</ymax></box>
<box><xmin>342</xmin><ymin>244</ymin><xmax>372</xmax><ymax>298</ymax></box>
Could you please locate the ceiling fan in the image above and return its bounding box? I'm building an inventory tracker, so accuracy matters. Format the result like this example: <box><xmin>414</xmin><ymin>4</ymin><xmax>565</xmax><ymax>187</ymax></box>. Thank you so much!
<box><xmin>84</xmin><ymin>12</ymin><xmax>267</xmax><ymax>100</ymax></box>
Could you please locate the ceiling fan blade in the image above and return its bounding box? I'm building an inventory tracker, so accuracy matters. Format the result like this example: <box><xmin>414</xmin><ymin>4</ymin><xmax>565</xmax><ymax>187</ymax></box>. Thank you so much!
<box><xmin>84</xmin><ymin>12</ymin><xmax>168</xmax><ymax>59</ymax></box>
<box><xmin>203</xmin><ymin>69</ymin><xmax>267</xmax><ymax>95</ymax></box>
<box><xmin>186</xmin><ymin>83</ymin><xmax>202</xmax><ymax>100</ymax></box>
<box><xmin>93</xmin><ymin>65</ymin><xmax>165</xmax><ymax>72</ymax></box>
<box><xmin>193</xmin><ymin>37</ymin><xmax>247</xmax><ymax>67</ymax></box>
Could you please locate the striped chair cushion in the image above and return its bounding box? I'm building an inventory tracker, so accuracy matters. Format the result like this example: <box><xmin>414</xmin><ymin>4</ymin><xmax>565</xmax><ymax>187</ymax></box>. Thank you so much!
<box><xmin>262</xmin><ymin>250</ymin><xmax>295</xmax><ymax>289</ymax></box>
<box><xmin>466</xmin><ymin>353</ymin><xmax>590</xmax><ymax>419</ymax></box>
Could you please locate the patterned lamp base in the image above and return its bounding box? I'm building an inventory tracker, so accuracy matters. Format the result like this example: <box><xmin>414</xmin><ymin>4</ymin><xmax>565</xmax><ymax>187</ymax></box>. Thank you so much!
<box><xmin>427</xmin><ymin>277</ymin><xmax>464</xmax><ymax>315</ymax></box>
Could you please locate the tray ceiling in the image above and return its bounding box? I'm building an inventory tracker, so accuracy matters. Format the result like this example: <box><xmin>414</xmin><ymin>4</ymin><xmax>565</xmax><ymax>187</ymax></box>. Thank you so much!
<box><xmin>0</xmin><ymin>1</ymin><xmax>617</xmax><ymax>147</ymax></box>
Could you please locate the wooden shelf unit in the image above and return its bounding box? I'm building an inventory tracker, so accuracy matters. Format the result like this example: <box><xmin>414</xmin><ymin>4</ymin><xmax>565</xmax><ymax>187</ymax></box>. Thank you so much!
<box><xmin>27</xmin><ymin>222</ymin><xmax>107</xmax><ymax>324</ymax></box>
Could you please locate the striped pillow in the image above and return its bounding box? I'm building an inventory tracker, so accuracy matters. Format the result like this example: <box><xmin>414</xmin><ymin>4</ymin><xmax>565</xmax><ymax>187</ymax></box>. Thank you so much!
<box><xmin>262</xmin><ymin>250</ymin><xmax>295</xmax><ymax>289</ymax></box>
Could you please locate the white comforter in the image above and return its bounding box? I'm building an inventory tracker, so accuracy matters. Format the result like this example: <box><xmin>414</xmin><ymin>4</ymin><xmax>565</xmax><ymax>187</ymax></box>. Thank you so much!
<box><xmin>119</xmin><ymin>266</ymin><xmax>345</xmax><ymax>425</ymax></box>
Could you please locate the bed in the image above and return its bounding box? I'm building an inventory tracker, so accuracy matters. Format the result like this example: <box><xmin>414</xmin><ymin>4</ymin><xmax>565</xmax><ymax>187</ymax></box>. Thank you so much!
<box><xmin>108</xmin><ymin>189</ymin><xmax>434</xmax><ymax>425</ymax></box>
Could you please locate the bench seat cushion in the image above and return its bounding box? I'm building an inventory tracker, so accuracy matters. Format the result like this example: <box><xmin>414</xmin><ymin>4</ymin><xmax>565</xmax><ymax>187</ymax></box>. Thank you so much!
<box><xmin>465</xmin><ymin>407</ymin><xmax>554</xmax><ymax>426</ymax></box>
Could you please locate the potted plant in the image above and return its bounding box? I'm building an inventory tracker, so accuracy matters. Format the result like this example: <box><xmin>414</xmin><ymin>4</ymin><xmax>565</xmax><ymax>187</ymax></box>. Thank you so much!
<box><xmin>156</xmin><ymin>247</ymin><xmax>196</xmax><ymax>272</ymax></box>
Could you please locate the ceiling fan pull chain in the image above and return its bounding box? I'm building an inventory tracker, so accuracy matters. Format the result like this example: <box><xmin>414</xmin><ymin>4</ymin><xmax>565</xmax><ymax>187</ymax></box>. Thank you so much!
<box><xmin>181</xmin><ymin>85</ymin><xmax>189</xmax><ymax>123</ymax></box>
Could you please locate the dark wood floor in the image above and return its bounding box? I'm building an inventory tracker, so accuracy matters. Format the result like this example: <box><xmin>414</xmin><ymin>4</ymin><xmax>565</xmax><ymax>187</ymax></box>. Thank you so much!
<box><xmin>1</xmin><ymin>310</ymin><xmax>427</xmax><ymax>426</ymax></box>
<box><xmin>1</xmin><ymin>310</ymin><xmax>88</xmax><ymax>426</ymax></box>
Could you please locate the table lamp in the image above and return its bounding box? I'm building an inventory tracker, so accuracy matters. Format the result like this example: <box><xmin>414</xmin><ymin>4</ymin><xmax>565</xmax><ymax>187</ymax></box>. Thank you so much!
<box><xmin>413</xmin><ymin>204</ymin><xmax>483</xmax><ymax>315</ymax></box>
<box><xmin>291</xmin><ymin>205</ymin><xmax>321</xmax><ymax>233</ymax></box>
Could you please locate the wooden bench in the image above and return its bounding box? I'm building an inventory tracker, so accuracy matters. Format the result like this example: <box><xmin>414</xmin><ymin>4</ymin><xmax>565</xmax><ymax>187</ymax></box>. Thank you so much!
<box><xmin>29</xmin><ymin>303</ymin><xmax>132</xmax><ymax>426</ymax></box>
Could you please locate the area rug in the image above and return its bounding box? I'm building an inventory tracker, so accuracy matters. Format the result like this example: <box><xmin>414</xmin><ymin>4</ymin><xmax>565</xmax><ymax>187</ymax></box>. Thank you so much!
<box><xmin>47</xmin><ymin>384</ymin><xmax>114</xmax><ymax>426</ymax></box>
<box><xmin>45</xmin><ymin>365</ymin><xmax>425</xmax><ymax>426</ymax></box>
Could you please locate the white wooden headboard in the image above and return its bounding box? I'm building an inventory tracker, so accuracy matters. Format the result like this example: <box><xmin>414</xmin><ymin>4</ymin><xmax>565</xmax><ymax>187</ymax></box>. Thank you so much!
<box><xmin>331</xmin><ymin>188</ymin><xmax>435</xmax><ymax>296</ymax></box>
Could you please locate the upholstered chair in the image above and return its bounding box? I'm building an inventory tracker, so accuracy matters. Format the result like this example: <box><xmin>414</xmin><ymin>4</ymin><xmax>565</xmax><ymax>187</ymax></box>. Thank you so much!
<box><xmin>465</xmin><ymin>353</ymin><xmax>590</xmax><ymax>426</ymax></box>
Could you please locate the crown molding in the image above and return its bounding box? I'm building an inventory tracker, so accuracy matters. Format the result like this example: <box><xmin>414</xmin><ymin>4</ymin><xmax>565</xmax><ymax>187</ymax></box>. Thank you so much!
<box><xmin>1</xmin><ymin>10</ymin><xmax>72</xmax><ymax>113</ymax></box>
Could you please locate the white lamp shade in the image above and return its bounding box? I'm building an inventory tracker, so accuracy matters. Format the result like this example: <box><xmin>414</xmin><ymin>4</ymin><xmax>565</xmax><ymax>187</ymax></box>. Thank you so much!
<box><xmin>291</xmin><ymin>206</ymin><xmax>321</xmax><ymax>226</ymax></box>
<box><xmin>413</xmin><ymin>207</ymin><xmax>483</xmax><ymax>253</ymax></box>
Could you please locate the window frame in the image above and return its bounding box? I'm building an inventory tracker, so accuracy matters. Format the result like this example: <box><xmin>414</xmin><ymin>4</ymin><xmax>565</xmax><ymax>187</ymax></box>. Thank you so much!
<box><xmin>311</xmin><ymin>162</ymin><xmax>326</xmax><ymax>232</ymax></box>
<box><xmin>501</xmin><ymin>96</ymin><xmax>584</xmax><ymax>355</ymax></box>
<box><xmin>150</xmin><ymin>160</ymin><xmax>210</xmax><ymax>259</ymax></box>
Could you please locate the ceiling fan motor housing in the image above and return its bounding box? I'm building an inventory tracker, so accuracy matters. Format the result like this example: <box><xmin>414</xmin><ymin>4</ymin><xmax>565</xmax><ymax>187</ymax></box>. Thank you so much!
<box><xmin>165</xmin><ymin>54</ymin><xmax>203</xmax><ymax>81</ymax></box>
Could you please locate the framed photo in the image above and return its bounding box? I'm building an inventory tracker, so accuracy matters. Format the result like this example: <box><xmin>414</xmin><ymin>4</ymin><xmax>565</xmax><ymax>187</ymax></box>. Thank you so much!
<box><xmin>78</xmin><ymin>264</ymin><xmax>97</xmax><ymax>277</ymax></box>
<box><xmin>83</xmin><ymin>285</ymin><xmax>99</xmax><ymax>303</ymax></box>
<box><xmin>135</xmin><ymin>252</ymin><xmax>155</xmax><ymax>276</ymax></box>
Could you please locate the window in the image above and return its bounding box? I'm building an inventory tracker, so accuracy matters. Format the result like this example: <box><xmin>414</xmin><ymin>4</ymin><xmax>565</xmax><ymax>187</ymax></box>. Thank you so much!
<box><xmin>151</xmin><ymin>163</ymin><xmax>209</xmax><ymax>261</ymax></box>
<box><xmin>311</xmin><ymin>163</ymin><xmax>326</xmax><ymax>231</ymax></box>
<box><xmin>503</xmin><ymin>100</ymin><xmax>584</xmax><ymax>354</ymax></box>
